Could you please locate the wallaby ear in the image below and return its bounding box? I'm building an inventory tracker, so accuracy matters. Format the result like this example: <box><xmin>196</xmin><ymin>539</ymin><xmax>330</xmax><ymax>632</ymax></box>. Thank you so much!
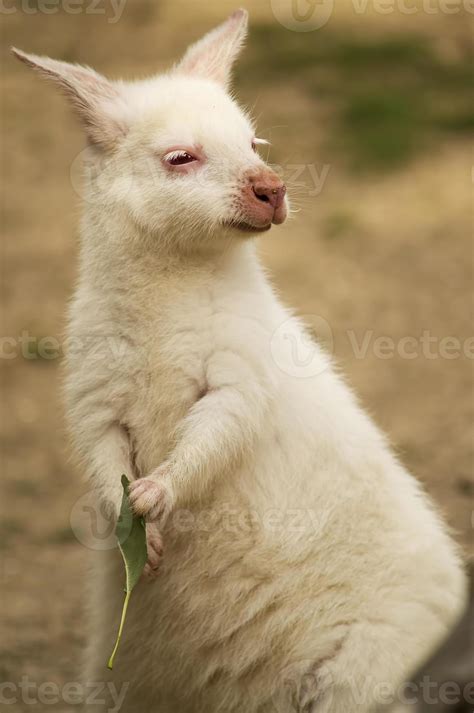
<box><xmin>175</xmin><ymin>9</ymin><xmax>248</xmax><ymax>88</ymax></box>
<box><xmin>11</xmin><ymin>48</ymin><xmax>129</xmax><ymax>152</ymax></box>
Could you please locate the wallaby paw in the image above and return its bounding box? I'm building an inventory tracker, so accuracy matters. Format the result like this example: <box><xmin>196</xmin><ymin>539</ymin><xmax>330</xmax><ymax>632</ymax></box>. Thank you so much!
<box><xmin>129</xmin><ymin>474</ymin><xmax>172</xmax><ymax>522</ymax></box>
<box><xmin>143</xmin><ymin>523</ymin><xmax>164</xmax><ymax>581</ymax></box>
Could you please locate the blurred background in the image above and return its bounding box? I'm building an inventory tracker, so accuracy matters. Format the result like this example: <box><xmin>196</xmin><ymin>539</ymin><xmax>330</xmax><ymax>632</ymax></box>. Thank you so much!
<box><xmin>1</xmin><ymin>0</ymin><xmax>473</xmax><ymax>709</ymax></box>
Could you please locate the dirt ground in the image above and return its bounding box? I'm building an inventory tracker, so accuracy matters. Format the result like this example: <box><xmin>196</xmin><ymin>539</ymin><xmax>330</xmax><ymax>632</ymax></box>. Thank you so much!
<box><xmin>1</xmin><ymin>0</ymin><xmax>473</xmax><ymax>709</ymax></box>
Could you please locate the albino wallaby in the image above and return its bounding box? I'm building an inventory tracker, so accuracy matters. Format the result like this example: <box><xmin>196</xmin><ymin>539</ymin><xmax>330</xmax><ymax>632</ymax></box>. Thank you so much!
<box><xmin>14</xmin><ymin>10</ymin><xmax>466</xmax><ymax>713</ymax></box>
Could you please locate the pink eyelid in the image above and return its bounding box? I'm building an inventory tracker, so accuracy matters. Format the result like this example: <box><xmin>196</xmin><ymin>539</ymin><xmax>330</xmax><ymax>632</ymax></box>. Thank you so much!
<box><xmin>161</xmin><ymin>145</ymin><xmax>205</xmax><ymax>172</ymax></box>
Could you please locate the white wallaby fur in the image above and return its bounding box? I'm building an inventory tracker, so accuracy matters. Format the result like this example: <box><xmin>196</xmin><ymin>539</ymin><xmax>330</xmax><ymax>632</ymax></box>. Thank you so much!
<box><xmin>14</xmin><ymin>10</ymin><xmax>467</xmax><ymax>712</ymax></box>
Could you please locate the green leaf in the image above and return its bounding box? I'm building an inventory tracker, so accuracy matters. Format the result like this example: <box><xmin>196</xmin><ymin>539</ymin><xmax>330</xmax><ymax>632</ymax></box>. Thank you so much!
<box><xmin>107</xmin><ymin>475</ymin><xmax>147</xmax><ymax>670</ymax></box>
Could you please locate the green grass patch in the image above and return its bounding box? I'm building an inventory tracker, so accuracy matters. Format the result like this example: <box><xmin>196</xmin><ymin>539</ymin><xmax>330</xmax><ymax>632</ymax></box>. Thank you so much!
<box><xmin>240</xmin><ymin>26</ymin><xmax>473</xmax><ymax>173</ymax></box>
<box><xmin>324</xmin><ymin>210</ymin><xmax>357</xmax><ymax>240</ymax></box>
<box><xmin>340</xmin><ymin>90</ymin><xmax>422</xmax><ymax>170</ymax></box>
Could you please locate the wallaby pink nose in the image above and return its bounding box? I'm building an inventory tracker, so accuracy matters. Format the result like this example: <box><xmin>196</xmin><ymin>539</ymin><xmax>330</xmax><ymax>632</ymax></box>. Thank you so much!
<box><xmin>243</xmin><ymin>169</ymin><xmax>288</xmax><ymax>226</ymax></box>
<box><xmin>252</xmin><ymin>183</ymin><xmax>287</xmax><ymax>209</ymax></box>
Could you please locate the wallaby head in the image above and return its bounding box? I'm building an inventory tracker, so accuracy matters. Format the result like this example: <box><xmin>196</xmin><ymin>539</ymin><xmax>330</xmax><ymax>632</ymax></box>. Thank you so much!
<box><xmin>12</xmin><ymin>9</ymin><xmax>288</xmax><ymax>253</ymax></box>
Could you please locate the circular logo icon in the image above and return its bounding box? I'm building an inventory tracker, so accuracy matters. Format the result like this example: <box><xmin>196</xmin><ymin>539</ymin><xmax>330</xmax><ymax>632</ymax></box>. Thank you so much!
<box><xmin>270</xmin><ymin>314</ymin><xmax>334</xmax><ymax>378</ymax></box>
<box><xmin>272</xmin><ymin>660</ymin><xmax>334</xmax><ymax>712</ymax></box>
<box><xmin>70</xmin><ymin>491</ymin><xmax>122</xmax><ymax>551</ymax></box>
<box><xmin>70</xmin><ymin>146</ymin><xmax>135</xmax><ymax>204</ymax></box>
<box><xmin>271</xmin><ymin>0</ymin><xmax>335</xmax><ymax>32</ymax></box>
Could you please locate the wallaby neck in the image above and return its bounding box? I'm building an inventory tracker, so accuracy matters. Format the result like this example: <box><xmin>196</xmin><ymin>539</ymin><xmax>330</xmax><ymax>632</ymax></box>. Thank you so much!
<box><xmin>77</xmin><ymin>203</ymin><xmax>264</xmax><ymax>296</ymax></box>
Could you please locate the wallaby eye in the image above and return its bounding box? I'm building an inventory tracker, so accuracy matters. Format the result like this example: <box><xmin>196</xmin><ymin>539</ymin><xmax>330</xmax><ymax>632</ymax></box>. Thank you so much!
<box><xmin>164</xmin><ymin>150</ymin><xmax>198</xmax><ymax>166</ymax></box>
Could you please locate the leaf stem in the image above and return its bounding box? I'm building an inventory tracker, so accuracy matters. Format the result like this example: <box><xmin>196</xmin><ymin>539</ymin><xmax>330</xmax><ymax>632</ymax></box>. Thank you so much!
<box><xmin>107</xmin><ymin>590</ymin><xmax>131</xmax><ymax>670</ymax></box>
